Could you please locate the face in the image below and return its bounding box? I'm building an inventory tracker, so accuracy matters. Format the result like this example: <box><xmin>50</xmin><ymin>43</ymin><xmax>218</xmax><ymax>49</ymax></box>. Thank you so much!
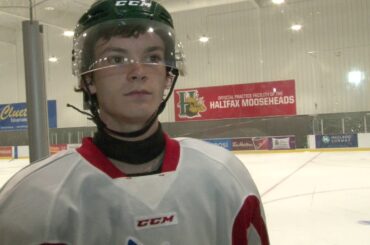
<box><xmin>87</xmin><ymin>32</ymin><xmax>172</xmax><ymax>131</ymax></box>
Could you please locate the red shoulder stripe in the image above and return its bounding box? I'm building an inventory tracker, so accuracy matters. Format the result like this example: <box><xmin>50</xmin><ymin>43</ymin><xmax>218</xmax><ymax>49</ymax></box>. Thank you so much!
<box><xmin>232</xmin><ymin>195</ymin><xmax>269</xmax><ymax>245</ymax></box>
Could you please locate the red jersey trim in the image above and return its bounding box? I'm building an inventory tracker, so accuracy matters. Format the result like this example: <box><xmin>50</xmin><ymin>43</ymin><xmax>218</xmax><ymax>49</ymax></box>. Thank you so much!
<box><xmin>76</xmin><ymin>133</ymin><xmax>180</xmax><ymax>179</ymax></box>
<box><xmin>232</xmin><ymin>195</ymin><xmax>269</xmax><ymax>245</ymax></box>
<box><xmin>161</xmin><ymin>134</ymin><xmax>180</xmax><ymax>173</ymax></box>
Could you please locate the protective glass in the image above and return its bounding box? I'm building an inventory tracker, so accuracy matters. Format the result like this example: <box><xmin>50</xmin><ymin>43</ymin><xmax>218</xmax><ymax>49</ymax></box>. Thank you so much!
<box><xmin>72</xmin><ymin>19</ymin><xmax>185</xmax><ymax>77</ymax></box>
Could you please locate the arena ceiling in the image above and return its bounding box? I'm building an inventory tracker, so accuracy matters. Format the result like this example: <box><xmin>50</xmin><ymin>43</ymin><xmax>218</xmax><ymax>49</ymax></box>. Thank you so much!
<box><xmin>0</xmin><ymin>0</ymin><xmax>307</xmax><ymax>30</ymax></box>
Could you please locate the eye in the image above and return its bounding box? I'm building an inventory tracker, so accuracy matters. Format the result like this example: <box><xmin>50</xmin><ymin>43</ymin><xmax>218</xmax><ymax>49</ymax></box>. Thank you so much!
<box><xmin>107</xmin><ymin>55</ymin><xmax>128</xmax><ymax>65</ymax></box>
<box><xmin>146</xmin><ymin>54</ymin><xmax>164</xmax><ymax>64</ymax></box>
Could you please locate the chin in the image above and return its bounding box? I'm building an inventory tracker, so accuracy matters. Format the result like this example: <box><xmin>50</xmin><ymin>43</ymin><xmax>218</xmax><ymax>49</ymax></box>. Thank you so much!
<box><xmin>124</xmin><ymin>109</ymin><xmax>157</xmax><ymax>121</ymax></box>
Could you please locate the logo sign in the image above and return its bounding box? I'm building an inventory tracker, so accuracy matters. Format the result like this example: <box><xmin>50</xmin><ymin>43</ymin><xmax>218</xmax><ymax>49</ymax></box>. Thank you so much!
<box><xmin>174</xmin><ymin>80</ymin><xmax>296</xmax><ymax>121</ymax></box>
<box><xmin>250</xmin><ymin>137</ymin><xmax>270</xmax><ymax>150</ymax></box>
<box><xmin>0</xmin><ymin>100</ymin><xmax>57</xmax><ymax>131</ymax></box>
<box><xmin>315</xmin><ymin>134</ymin><xmax>358</xmax><ymax>148</ymax></box>
<box><xmin>176</xmin><ymin>90</ymin><xmax>207</xmax><ymax>119</ymax></box>
<box><xmin>135</xmin><ymin>212</ymin><xmax>178</xmax><ymax>230</ymax></box>
<box><xmin>116</xmin><ymin>0</ymin><xmax>152</xmax><ymax>8</ymax></box>
<box><xmin>204</xmin><ymin>138</ymin><xmax>232</xmax><ymax>150</ymax></box>
<box><xmin>126</xmin><ymin>237</ymin><xmax>144</xmax><ymax>245</ymax></box>
<box><xmin>232</xmin><ymin>138</ymin><xmax>255</xmax><ymax>151</ymax></box>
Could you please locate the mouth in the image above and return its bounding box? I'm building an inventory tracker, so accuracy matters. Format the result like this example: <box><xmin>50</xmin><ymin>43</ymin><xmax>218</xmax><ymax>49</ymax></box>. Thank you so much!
<box><xmin>125</xmin><ymin>90</ymin><xmax>151</xmax><ymax>96</ymax></box>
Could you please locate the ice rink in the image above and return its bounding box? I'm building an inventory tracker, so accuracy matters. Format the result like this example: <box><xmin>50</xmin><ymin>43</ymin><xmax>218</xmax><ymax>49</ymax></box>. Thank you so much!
<box><xmin>238</xmin><ymin>150</ymin><xmax>370</xmax><ymax>245</ymax></box>
<box><xmin>1</xmin><ymin>150</ymin><xmax>370</xmax><ymax>244</ymax></box>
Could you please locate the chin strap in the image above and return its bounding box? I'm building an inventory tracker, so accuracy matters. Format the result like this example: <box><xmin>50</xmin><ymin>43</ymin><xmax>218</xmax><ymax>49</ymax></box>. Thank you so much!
<box><xmin>68</xmin><ymin>68</ymin><xmax>179</xmax><ymax>138</ymax></box>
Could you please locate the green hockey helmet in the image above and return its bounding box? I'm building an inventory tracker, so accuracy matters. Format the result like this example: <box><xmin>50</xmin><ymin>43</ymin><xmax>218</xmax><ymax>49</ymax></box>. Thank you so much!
<box><xmin>72</xmin><ymin>0</ymin><xmax>185</xmax><ymax>78</ymax></box>
<box><xmin>70</xmin><ymin>0</ymin><xmax>185</xmax><ymax>138</ymax></box>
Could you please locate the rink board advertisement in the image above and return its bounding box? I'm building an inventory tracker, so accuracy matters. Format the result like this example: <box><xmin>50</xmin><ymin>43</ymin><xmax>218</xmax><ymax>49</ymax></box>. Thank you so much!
<box><xmin>174</xmin><ymin>80</ymin><xmax>296</xmax><ymax>122</ymax></box>
<box><xmin>204</xmin><ymin>138</ymin><xmax>233</xmax><ymax>150</ymax></box>
<box><xmin>232</xmin><ymin>136</ymin><xmax>296</xmax><ymax>151</ymax></box>
<box><xmin>205</xmin><ymin>136</ymin><xmax>296</xmax><ymax>150</ymax></box>
<box><xmin>315</xmin><ymin>134</ymin><xmax>358</xmax><ymax>148</ymax></box>
<box><xmin>0</xmin><ymin>100</ymin><xmax>57</xmax><ymax>131</ymax></box>
<box><xmin>0</xmin><ymin>146</ymin><xmax>12</xmax><ymax>158</ymax></box>
<box><xmin>50</xmin><ymin>144</ymin><xmax>68</xmax><ymax>155</ymax></box>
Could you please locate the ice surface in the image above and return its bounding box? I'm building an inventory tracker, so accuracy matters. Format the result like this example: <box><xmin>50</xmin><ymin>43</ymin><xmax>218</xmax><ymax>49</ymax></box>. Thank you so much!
<box><xmin>1</xmin><ymin>150</ymin><xmax>369</xmax><ymax>244</ymax></box>
<box><xmin>0</xmin><ymin>158</ymin><xmax>29</xmax><ymax>188</ymax></box>
<box><xmin>237</xmin><ymin>151</ymin><xmax>370</xmax><ymax>245</ymax></box>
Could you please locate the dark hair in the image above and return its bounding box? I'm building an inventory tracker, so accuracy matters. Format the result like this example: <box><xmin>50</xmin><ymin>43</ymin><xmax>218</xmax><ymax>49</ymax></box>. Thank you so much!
<box><xmin>76</xmin><ymin>22</ymin><xmax>175</xmax><ymax>87</ymax></box>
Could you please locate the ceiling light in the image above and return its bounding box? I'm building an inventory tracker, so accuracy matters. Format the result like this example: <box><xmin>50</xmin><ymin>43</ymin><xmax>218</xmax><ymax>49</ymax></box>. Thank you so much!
<box><xmin>44</xmin><ymin>6</ymin><xmax>55</xmax><ymax>11</ymax></box>
<box><xmin>348</xmin><ymin>70</ymin><xmax>365</xmax><ymax>86</ymax></box>
<box><xmin>48</xmin><ymin>56</ymin><xmax>58</xmax><ymax>63</ymax></box>
<box><xmin>63</xmin><ymin>31</ymin><xmax>74</xmax><ymax>37</ymax></box>
<box><xmin>199</xmin><ymin>36</ymin><xmax>209</xmax><ymax>43</ymax></box>
<box><xmin>272</xmin><ymin>0</ymin><xmax>285</xmax><ymax>4</ymax></box>
<box><xmin>291</xmin><ymin>24</ymin><xmax>302</xmax><ymax>31</ymax></box>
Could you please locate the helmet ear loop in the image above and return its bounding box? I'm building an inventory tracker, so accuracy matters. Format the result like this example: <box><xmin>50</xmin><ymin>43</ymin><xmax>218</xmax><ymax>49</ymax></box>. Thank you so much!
<box><xmin>81</xmin><ymin>75</ymin><xmax>105</xmax><ymax>129</ymax></box>
<box><xmin>158</xmin><ymin>68</ymin><xmax>179</xmax><ymax>114</ymax></box>
<box><xmin>82</xmin><ymin>75</ymin><xmax>96</xmax><ymax>109</ymax></box>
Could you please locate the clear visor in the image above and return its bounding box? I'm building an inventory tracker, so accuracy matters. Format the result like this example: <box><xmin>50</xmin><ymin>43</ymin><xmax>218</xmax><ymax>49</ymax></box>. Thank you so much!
<box><xmin>72</xmin><ymin>19</ymin><xmax>185</xmax><ymax>77</ymax></box>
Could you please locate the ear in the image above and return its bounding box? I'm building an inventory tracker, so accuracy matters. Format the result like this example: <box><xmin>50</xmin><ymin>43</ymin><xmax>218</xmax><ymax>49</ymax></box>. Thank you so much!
<box><xmin>165</xmin><ymin>75</ymin><xmax>174</xmax><ymax>89</ymax></box>
<box><xmin>82</xmin><ymin>75</ymin><xmax>96</xmax><ymax>94</ymax></box>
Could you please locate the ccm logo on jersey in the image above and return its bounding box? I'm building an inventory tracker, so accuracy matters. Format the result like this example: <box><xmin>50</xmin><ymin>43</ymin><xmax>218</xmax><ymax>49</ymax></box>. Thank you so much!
<box><xmin>126</xmin><ymin>237</ymin><xmax>143</xmax><ymax>245</ymax></box>
<box><xmin>116</xmin><ymin>0</ymin><xmax>152</xmax><ymax>8</ymax></box>
<box><xmin>135</xmin><ymin>212</ymin><xmax>178</xmax><ymax>230</ymax></box>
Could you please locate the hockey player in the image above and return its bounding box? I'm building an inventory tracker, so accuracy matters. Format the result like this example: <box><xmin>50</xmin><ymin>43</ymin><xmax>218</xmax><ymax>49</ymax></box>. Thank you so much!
<box><xmin>0</xmin><ymin>0</ymin><xmax>269</xmax><ymax>244</ymax></box>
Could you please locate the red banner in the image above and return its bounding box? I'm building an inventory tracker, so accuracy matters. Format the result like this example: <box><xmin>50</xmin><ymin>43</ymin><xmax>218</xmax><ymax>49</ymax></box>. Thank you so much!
<box><xmin>174</xmin><ymin>80</ymin><xmax>296</xmax><ymax>121</ymax></box>
<box><xmin>0</xmin><ymin>146</ymin><xmax>12</xmax><ymax>158</ymax></box>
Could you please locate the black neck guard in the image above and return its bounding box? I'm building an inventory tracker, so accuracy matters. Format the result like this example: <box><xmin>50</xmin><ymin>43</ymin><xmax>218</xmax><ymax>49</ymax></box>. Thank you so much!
<box><xmin>93</xmin><ymin>123</ymin><xmax>165</xmax><ymax>164</ymax></box>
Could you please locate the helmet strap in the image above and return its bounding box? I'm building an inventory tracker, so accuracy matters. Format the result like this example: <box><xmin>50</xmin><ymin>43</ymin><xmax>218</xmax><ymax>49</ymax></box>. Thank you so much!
<box><xmin>80</xmin><ymin>68</ymin><xmax>179</xmax><ymax>138</ymax></box>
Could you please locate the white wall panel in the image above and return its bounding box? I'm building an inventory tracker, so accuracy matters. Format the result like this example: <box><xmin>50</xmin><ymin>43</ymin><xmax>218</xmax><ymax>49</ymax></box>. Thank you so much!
<box><xmin>0</xmin><ymin>25</ymin><xmax>26</xmax><ymax>104</ymax></box>
<box><xmin>254</xmin><ymin>0</ymin><xmax>370</xmax><ymax>115</ymax></box>
<box><xmin>43</xmin><ymin>25</ymin><xmax>93</xmax><ymax>128</ymax></box>
<box><xmin>0</xmin><ymin>42</ymin><xmax>18</xmax><ymax>103</ymax></box>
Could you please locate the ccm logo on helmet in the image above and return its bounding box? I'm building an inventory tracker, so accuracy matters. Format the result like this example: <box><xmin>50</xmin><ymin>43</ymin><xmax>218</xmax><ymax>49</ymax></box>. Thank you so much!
<box><xmin>115</xmin><ymin>0</ymin><xmax>152</xmax><ymax>8</ymax></box>
<box><xmin>135</xmin><ymin>212</ymin><xmax>178</xmax><ymax>230</ymax></box>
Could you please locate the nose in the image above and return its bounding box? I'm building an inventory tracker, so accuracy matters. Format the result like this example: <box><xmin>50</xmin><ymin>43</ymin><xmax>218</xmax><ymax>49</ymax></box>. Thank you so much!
<box><xmin>128</xmin><ymin>62</ymin><xmax>147</xmax><ymax>82</ymax></box>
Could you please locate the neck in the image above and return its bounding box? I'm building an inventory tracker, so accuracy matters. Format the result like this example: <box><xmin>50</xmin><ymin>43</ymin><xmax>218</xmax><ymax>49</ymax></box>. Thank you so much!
<box><xmin>93</xmin><ymin>122</ymin><xmax>165</xmax><ymax>164</ymax></box>
<box><xmin>108</xmin><ymin>120</ymin><xmax>160</xmax><ymax>142</ymax></box>
<box><xmin>99</xmin><ymin>111</ymin><xmax>160</xmax><ymax>139</ymax></box>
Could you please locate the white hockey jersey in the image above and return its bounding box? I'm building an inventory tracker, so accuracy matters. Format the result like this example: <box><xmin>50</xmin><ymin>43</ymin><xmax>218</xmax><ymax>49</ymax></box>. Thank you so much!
<box><xmin>0</xmin><ymin>135</ymin><xmax>269</xmax><ymax>245</ymax></box>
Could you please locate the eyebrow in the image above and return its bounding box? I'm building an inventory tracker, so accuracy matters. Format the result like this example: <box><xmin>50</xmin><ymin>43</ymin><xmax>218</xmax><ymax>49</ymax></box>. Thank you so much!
<box><xmin>145</xmin><ymin>46</ymin><xmax>165</xmax><ymax>53</ymax></box>
<box><xmin>96</xmin><ymin>47</ymin><xmax>128</xmax><ymax>58</ymax></box>
<box><xmin>97</xmin><ymin>46</ymin><xmax>165</xmax><ymax>58</ymax></box>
